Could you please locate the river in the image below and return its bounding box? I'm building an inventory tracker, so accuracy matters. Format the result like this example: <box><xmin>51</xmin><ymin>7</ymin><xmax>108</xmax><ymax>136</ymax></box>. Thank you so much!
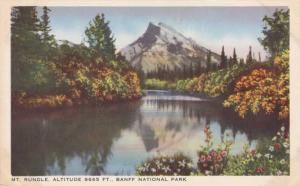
<box><xmin>11</xmin><ymin>90</ymin><xmax>280</xmax><ymax>175</ymax></box>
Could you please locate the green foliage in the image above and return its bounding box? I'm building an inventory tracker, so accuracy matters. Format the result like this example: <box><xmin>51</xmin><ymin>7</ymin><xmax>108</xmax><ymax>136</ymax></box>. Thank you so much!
<box><xmin>40</xmin><ymin>6</ymin><xmax>55</xmax><ymax>46</ymax></box>
<box><xmin>204</xmin><ymin>64</ymin><xmax>246</xmax><ymax>97</ymax></box>
<box><xmin>206</xmin><ymin>50</ymin><xmax>212</xmax><ymax>71</ymax></box>
<box><xmin>258</xmin><ymin>9</ymin><xmax>289</xmax><ymax>58</ymax></box>
<box><xmin>144</xmin><ymin>64</ymin><xmax>246</xmax><ymax>98</ymax></box>
<box><xmin>11</xmin><ymin>6</ymin><xmax>54</xmax><ymax>94</ymax></box>
<box><xmin>85</xmin><ymin>13</ymin><xmax>116</xmax><ymax>61</ymax></box>
<box><xmin>220</xmin><ymin>46</ymin><xmax>227</xmax><ymax>69</ymax></box>
<box><xmin>232</xmin><ymin>48</ymin><xmax>237</xmax><ymax>64</ymax></box>
<box><xmin>175</xmin><ymin>79</ymin><xmax>190</xmax><ymax>92</ymax></box>
<box><xmin>144</xmin><ymin>78</ymin><xmax>170</xmax><ymax>90</ymax></box>
<box><xmin>246</xmin><ymin>46</ymin><xmax>253</xmax><ymax>64</ymax></box>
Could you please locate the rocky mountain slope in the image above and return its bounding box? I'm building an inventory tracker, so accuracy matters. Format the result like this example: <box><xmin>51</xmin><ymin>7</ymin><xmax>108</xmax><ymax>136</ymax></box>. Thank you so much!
<box><xmin>120</xmin><ymin>22</ymin><xmax>220</xmax><ymax>73</ymax></box>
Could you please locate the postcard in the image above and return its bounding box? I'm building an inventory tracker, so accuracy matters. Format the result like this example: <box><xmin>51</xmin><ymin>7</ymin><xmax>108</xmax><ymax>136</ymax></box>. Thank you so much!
<box><xmin>1</xmin><ymin>0</ymin><xmax>300</xmax><ymax>186</ymax></box>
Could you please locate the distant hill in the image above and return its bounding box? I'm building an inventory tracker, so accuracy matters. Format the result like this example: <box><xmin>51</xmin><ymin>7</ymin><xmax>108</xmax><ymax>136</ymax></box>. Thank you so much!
<box><xmin>120</xmin><ymin>22</ymin><xmax>221</xmax><ymax>73</ymax></box>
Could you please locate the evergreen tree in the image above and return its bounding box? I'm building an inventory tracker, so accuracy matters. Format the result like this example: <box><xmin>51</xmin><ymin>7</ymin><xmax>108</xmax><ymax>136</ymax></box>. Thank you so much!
<box><xmin>85</xmin><ymin>13</ymin><xmax>116</xmax><ymax>61</ymax></box>
<box><xmin>206</xmin><ymin>50</ymin><xmax>211</xmax><ymax>72</ymax></box>
<box><xmin>228</xmin><ymin>56</ymin><xmax>233</xmax><ymax>66</ymax></box>
<box><xmin>220</xmin><ymin>46</ymin><xmax>227</xmax><ymax>68</ymax></box>
<box><xmin>258</xmin><ymin>9</ymin><xmax>289</xmax><ymax>58</ymax></box>
<box><xmin>233</xmin><ymin>48</ymin><xmax>238</xmax><ymax>64</ymax></box>
<box><xmin>11</xmin><ymin>6</ymin><xmax>40</xmax><ymax>34</ymax></box>
<box><xmin>40</xmin><ymin>6</ymin><xmax>56</xmax><ymax>60</ymax></box>
<box><xmin>246</xmin><ymin>46</ymin><xmax>253</xmax><ymax>64</ymax></box>
<box><xmin>40</xmin><ymin>6</ymin><xmax>55</xmax><ymax>45</ymax></box>
<box><xmin>11</xmin><ymin>6</ymin><xmax>54</xmax><ymax>93</ymax></box>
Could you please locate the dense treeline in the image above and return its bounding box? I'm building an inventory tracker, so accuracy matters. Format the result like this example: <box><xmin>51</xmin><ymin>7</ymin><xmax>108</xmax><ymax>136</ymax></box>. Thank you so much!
<box><xmin>11</xmin><ymin>7</ymin><xmax>141</xmax><ymax>109</ymax></box>
<box><xmin>145</xmin><ymin>46</ymin><xmax>252</xmax><ymax>81</ymax></box>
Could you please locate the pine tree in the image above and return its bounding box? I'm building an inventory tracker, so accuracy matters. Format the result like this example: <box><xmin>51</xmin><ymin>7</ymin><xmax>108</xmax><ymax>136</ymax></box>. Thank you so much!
<box><xmin>246</xmin><ymin>46</ymin><xmax>253</xmax><ymax>64</ymax></box>
<box><xmin>40</xmin><ymin>6</ymin><xmax>55</xmax><ymax>45</ymax></box>
<box><xmin>40</xmin><ymin>6</ymin><xmax>56</xmax><ymax>61</ymax></box>
<box><xmin>220</xmin><ymin>46</ymin><xmax>227</xmax><ymax>68</ymax></box>
<box><xmin>206</xmin><ymin>50</ymin><xmax>211</xmax><ymax>72</ymax></box>
<box><xmin>233</xmin><ymin>48</ymin><xmax>238</xmax><ymax>64</ymax></box>
<box><xmin>11</xmin><ymin>6</ymin><xmax>54</xmax><ymax>93</ymax></box>
<box><xmin>229</xmin><ymin>56</ymin><xmax>233</xmax><ymax>66</ymax></box>
<box><xmin>85</xmin><ymin>13</ymin><xmax>116</xmax><ymax>61</ymax></box>
<box><xmin>11</xmin><ymin>6</ymin><xmax>40</xmax><ymax>34</ymax></box>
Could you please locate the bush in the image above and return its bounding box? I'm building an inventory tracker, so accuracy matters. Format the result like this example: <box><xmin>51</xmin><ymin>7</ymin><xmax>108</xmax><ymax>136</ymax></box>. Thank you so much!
<box><xmin>204</xmin><ymin>64</ymin><xmax>246</xmax><ymax>97</ymax></box>
<box><xmin>144</xmin><ymin>78</ymin><xmax>169</xmax><ymax>90</ymax></box>
<box><xmin>223</xmin><ymin>50</ymin><xmax>289</xmax><ymax>119</ymax></box>
<box><xmin>175</xmin><ymin>79</ymin><xmax>190</xmax><ymax>92</ymax></box>
<box><xmin>136</xmin><ymin>154</ymin><xmax>195</xmax><ymax>176</ymax></box>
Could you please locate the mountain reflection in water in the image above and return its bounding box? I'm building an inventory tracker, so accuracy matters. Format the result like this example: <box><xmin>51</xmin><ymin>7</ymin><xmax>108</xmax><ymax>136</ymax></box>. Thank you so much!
<box><xmin>12</xmin><ymin>91</ymin><xmax>280</xmax><ymax>175</ymax></box>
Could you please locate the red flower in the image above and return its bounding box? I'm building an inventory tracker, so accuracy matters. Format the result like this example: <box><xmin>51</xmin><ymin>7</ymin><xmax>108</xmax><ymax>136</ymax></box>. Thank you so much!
<box><xmin>284</xmin><ymin>131</ymin><xmax>289</xmax><ymax>139</ymax></box>
<box><xmin>199</xmin><ymin>155</ymin><xmax>206</xmax><ymax>163</ymax></box>
<box><xmin>210</xmin><ymin>150</ymin><xmax>217</xmax><ymax>157</ymax></box>
<box><xmin>221</xmin><ymin>150</ymin><xmax>227</xmax><ymax>157</ymax></box>
<box><xmin>274</xmin><ymin>143</ymin><xmax>281</xmax><ymax>151</ymax></box>
<box><xmin>216</xmin><ymin>155</ymin><xmax>223</xmax><ymax>162</ymax></box>
<box><xmin>255</xmin><ymin>166</ymin><xmax>264</xmax><ymax>174</ymax></box>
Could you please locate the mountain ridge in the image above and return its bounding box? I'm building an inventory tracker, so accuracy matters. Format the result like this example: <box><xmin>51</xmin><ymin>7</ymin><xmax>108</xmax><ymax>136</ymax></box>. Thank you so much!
<box><xmin>121</xmin><ymin>22</ymin><xmax>221</xmax><ymax>73</ymax></box>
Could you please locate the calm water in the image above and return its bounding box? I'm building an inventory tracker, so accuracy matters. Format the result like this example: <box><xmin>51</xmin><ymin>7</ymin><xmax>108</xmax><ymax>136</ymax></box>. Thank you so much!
<box><xmin>12</xmin><ymin>91</ymin><xmax>280</xmax><ymax>175</ymax></box>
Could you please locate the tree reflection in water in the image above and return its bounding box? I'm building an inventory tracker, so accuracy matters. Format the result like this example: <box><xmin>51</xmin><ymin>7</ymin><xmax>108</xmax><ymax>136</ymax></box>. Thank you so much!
<box><xmin>12</xmin><ymin>92</ymin><xmax>280</xmax><ymax>175</ymax></box>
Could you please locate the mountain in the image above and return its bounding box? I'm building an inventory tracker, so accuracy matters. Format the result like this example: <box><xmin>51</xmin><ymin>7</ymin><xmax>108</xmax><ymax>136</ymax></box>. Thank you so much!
<box><xmin>120</xmin><ymin>22</ymin><xmax>220</xmax><ymax>73</ymax></box>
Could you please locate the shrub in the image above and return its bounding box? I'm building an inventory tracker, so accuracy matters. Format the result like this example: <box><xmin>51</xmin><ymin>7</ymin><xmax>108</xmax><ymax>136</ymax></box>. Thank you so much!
<box><xmin>175</xmin><ymin>79</ymin><xmax>190</xmax><ymax>92</ymax></box>
<box><xmin>204</xmin><ymin>64</ymin><xmax>245</xmax><ymax>97</ymax></box>
<box><xmin>136</xmin><ymin>154</ymin><xmax>195</xmax><ymax>176</ymax></box>
<box><xmin>144</xmin><ymin>78</ymin><xmax>169</xmax><ymax>90</ymax></box>
<box><xmin>223</xmin><ymin>50</ymin><xmax>289</xmax><ymax>119</ymax></box>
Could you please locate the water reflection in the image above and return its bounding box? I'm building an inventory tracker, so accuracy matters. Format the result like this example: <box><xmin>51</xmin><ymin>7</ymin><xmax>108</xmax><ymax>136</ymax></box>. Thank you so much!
<box><xmin>12</xmin><ymin>92</ymin><xmax>280</xmax><ymax>175</ymax></box>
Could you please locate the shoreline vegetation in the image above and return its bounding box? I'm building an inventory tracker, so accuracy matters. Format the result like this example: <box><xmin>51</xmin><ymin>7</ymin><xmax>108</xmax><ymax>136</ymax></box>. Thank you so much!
<box><xmin>11</xmin><ymin>7</ymin><xmax>289</xmax><ymax>176</ymax></box>
<box><xmin>12</xmin><ymin>10</ymin><xmax>142</xmax><ymax>110</ymax></box>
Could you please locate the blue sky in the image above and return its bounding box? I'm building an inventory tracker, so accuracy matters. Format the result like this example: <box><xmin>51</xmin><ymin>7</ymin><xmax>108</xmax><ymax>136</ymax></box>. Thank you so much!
<box><xmin>37</xmin><ymin>6</ymin><xmax>288</xmax><ymax>60</ymax></box>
